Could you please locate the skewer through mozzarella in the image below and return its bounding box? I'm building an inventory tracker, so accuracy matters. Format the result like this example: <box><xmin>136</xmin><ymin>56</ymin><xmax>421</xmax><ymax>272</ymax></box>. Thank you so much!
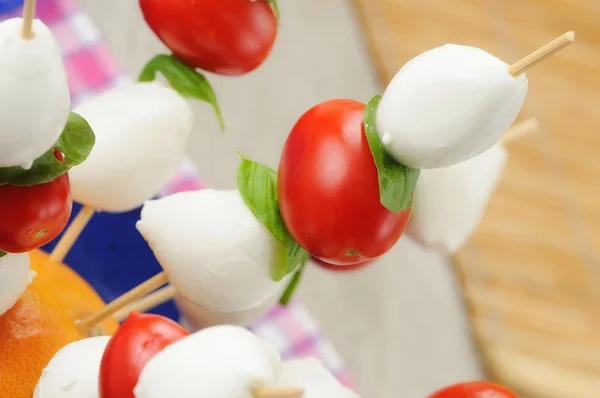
<box><xmin>0</xmin><ymin>18</ymin><xmax>70</xmax><ymax>169</ymax></box>
<box><xmin>376</xmin><ymin>44</ymin><xmax>528</xmax><ymax>169</ymax></box>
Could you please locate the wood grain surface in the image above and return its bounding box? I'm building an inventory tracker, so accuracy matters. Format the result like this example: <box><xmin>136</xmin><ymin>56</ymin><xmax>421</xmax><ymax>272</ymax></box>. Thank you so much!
<box><xmin>352</xmin><ymin>0</ymin><xmax>600</xmax><ymax>397</ymax></box>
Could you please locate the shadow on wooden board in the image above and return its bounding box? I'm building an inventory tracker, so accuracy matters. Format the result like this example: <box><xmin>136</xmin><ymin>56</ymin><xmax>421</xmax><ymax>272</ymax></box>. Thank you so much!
<box><xmin>351</xmin><ymin>0</ymin><xmax>600</xmax><ymax>397</ymax></box>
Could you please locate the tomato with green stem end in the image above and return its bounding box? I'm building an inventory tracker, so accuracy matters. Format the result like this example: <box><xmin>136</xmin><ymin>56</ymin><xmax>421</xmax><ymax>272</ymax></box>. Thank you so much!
<box><xmin>0</xmin><ymin>169</ymin><xmax>72</xmax><ymax>254</ymax></box>
<box><xmin>278</xmin><ymin>99</ymin><xmax>412</xmax><ymax>266</ymax></box>
<box><xmin>139</xmin><ymin>0</ymin><xmax>278</xmax><ymax>76</ymax></box>
<box><xmin>428</xmin><ymin>381</ymin><xmax>518</xmax><ymax>398</ymax></box>
<box><xmin>99</xmin><ymin>312</ymin><xmax>189</xmax><ymax>398</ymax></box>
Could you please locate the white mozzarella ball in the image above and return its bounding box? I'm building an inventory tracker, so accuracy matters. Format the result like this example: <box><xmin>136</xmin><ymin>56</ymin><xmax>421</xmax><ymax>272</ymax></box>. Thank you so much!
<box><xmin>175</xmin><ymin>285</ymin><xmax>281</xmax><ymax>330</ymax></box>
<box><xmin>407</xmin><ymin>144</ymin><xmax>508</xmax><ymax>253</ymax></box>
<box><xmin>134</xmin><ymin>325</ymin><xmax>281</xmax><ymax>398</ymax></box>
<box><xmin>68</xmin><ymin>82</ymin><xmax>193</xmax><ymax>213</ymax></box>
<box><xmin>33</xmin><ymin>336</ymin><xmax>110</xmax><ymax>398</ymax></box>
<box><xmin>0</xmin><ymin>253</ymin><xmax>35</xmax><ymax>315</ymax></box>
<box><xmin>278</xmin><ymin>358</ymin><xmax>360</xmax><ymax>398</ymax></box>
<box><xmin>0</xmin><ymin>18</ymin><xmax>70</xmax><ymax>169</ymax></box>
<box><xmin>376</xmin><ymin>44</ymin><xmax>527</xmax><ymax>169</ymax></box>
<box><xmin>137</xmin><ymin>189</ymin><xmax>288</xmax><ymax>313</ymax></box>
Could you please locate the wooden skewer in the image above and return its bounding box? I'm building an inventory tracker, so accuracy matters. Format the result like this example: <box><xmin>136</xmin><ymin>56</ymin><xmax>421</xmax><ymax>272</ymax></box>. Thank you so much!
<box><xmin>500</xmin><ymin>117</ymin><xmax>540</xmax><ymax>146</ymax></box>
<box><xmin>113</xmin><ymin>284</ymin><xmax>177</xmax><ymax>323</ymax></box>
<box><xmin>50</xmin><ymin>206</ymin><xmax>96</xmax><ymax>264</ymax></box>
<box><xmin>77</xmin><ymin>271</ymin><xmax>169</xmax><ymax>329</ymax></box>
<box><xmin>508</xmin><ymin>31</ymin><xmax>575</xmax><ymax>76</ymax></box>
<box><xmin>21</xmin><ymin>0</ymin><xmax>37</xmax><ymax>40</ymax></box>
<box><xmin>253</xmin><ymin>386</ymin><xmax>304</xmax><ymax>398</ymax></box>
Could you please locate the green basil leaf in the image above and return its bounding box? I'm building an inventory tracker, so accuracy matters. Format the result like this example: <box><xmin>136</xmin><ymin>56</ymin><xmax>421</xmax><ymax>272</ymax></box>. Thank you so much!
<box><xmin>364</xmin><ymin>95</ymin><xmax>420</xmax><ymax>213</ymax></box>
<box><xmin>0</xmin><ymin>112</ymin><xmax>96</xmax><ymax>187</ymax></box>
<box><xmin>0</xmin><ymin>251</ymin><xmax>6</xmax><ymax>258</ymax></box>
<box><xmin>263</xmin><ymin>0</ymin><xmax>280</xmax><ymax>20</ymax></box>
<box><xmin>139</xmin><ymin>54</ymin><xmax>224</xmax><ymax>131</ymax></box>
<box><xmin>279</xmin><ymin>263</ymin><xmax>305</xmax><ymax>306</ymax></box>
<box><xmin>237</xmin><ymin>154</ymin><xmax>309</xmax><ymax>281</ymax></box>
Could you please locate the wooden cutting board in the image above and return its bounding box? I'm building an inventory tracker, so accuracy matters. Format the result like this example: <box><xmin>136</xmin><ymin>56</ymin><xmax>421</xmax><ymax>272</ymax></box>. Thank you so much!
<box><xmin>351</xmin><ymin>0</ymin><xmax>600</xmax><ymax>396</ymax></box>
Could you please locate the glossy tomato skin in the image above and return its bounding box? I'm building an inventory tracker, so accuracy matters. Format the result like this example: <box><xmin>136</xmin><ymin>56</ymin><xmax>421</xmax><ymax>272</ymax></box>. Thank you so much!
<box><xmin>0</xmin><ymin>173</ymin><xmax>72</xmax><ymax>253</ymax></box>
<box><xmin>428</xmin><ymin>381</ymin><xmax>517</xmax><ymax>398</ymax></box>
<box><xmin>139</xmin><ymin>0</ymin><xmax>277</xmax><ymax>76</ymax></box>
<box><xmin>99</xmin><ymin>312</ymin><xmax>189</xmax><ymax>398</ymax></box>
<box><xmin>278</xmin><ymin>100</ymin><xmax>412</xmax><ymax>265</ymax></box>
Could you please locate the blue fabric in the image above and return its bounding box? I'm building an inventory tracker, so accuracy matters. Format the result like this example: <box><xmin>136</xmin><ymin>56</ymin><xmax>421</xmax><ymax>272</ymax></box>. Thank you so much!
<box><xmin>42</xmin><ymin>202</ymin><xmax>180</xmax><ymax>322</ymax></box>
<box><xmin>0</xmin><ymin>0</ymin><xmax>21</xmax><ymax>14</ymax></box>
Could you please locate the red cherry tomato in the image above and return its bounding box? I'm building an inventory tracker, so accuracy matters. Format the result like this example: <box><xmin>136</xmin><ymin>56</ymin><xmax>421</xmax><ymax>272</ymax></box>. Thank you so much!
<box><xmin>428</xmin><ymin>381</ymin><xmax>517</xmax><ymax>398</ymax></box>
<box><xmin>139</xmin><ymin>0</ymin><xmax>278</xmax><ymax>76</ymax></box>
<box><xmin>0</xmin><ymin>173</ymin><xmax>72</xmax><ymax>253</ymax></box>
<box><xmin>312</xmin><ymin>256</ymin><xmax>372</xmax><ymax>272</ymax></box>
<box><xmin>278</xmin><ymin>100</ymin><xmax>412</xmax><ymax>266</ymax></box>
<box><xmin>99</xmin><ymin>312</ymin><xmax>189</xmax><ymax>398</ymax></box>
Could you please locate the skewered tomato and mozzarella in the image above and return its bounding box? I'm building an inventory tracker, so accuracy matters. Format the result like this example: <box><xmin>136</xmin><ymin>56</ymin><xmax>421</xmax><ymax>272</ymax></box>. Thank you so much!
<box><xmin>100</xmin><ymin>312</ymin><xmax>189</xmax><ymax>398</ymax></box>
<box><xmin>133</xmin><ymin>325</ymin><xmax>281</xmax><ymax>398</ymax></box>
<box><xmin>277</xmin><ymin>99</ymin><xmax>412</xmax><ymax>267</ymax></box>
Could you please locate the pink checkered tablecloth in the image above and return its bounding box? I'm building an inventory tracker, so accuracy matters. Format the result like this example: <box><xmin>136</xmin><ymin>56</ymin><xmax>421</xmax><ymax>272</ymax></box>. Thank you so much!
<box><xmin>1</xmin><ymin>0</ymin><xmax>356</xmax><ymax>391</ymax></box>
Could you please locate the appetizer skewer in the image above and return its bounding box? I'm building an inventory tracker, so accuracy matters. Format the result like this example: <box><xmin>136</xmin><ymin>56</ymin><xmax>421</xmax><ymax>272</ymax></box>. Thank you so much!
<box><xmin>376</xmin><ymin>32</ymin><xmax>573</xmax><ymax>169</ymax></box>
<box><xmin>76</xmin><ymin>31</ymin><xmax>575</xmax><ymax>331</ymax></box>
<box><xmin>130</xmin><ymin>325</ymin><xmax>302</xmax><ymax>398</ymax></box>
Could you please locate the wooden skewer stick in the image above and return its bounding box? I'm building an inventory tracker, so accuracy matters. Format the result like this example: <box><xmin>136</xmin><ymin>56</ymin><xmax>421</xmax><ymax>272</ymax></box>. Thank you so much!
<box><xmin>77</xmin><ymin>271</ymin><xmax>169</xmax><ymax>328</ymax></box>
<box><xmin>21</xmin><ymin>0</ymin><xmax>37</xmax><ymax>40</ymax></box>
<box><xmin>508</xmin><ymin>31</ymin><xmax>575</xmax><ymax>76</ymax></box>
<box><xmin>253</xmin><ymin>386</ymin><xmax>304</xmax><ymax>398</ymax></box>
<box><xmin>500</xmin><ymin>117</ymin><xmax>540</xmax><ymax>146</ymax></box>
<box><xmin>49</xmin><ymin>206</ymin><xmax>96</xmax><ymax>264</ymax></box>
<box><xmin>113</xmin><ymin>284</ymin><xmax>177</xmax><ymax>323</ymax></box>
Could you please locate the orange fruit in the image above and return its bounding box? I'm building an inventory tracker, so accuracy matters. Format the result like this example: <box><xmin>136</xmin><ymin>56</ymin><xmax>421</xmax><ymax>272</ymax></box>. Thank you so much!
<box><xmin>0</xmin><ymin>249</ymin><xmax>118</xmax><ymax>398</ymax></box>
